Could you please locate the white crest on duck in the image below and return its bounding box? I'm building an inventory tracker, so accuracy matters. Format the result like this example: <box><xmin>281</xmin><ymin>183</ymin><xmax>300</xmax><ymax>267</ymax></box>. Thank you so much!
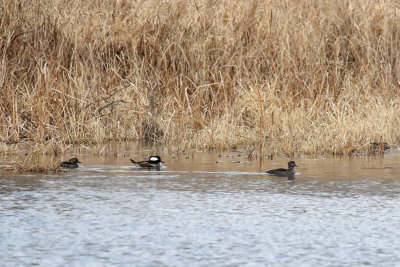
<box><xmin>149</xmin><ymin>156</ymin><xmax>160</xmax><ymax>162</ymax></box>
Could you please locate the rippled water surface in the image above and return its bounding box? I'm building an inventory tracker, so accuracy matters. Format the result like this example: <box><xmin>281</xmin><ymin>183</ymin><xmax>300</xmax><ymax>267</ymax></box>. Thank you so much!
<box><xmin>1</xmin><ymin>151</ymin><xmax>400</xmax><ymax>266</ymax></box>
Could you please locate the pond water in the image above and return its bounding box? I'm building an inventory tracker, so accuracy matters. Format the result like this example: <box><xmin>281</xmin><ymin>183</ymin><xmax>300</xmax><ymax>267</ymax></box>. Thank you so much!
<box><xmin>1</xmin><ymin>149</ymin><xmax>400</xmax><ymax>266</ymax></box>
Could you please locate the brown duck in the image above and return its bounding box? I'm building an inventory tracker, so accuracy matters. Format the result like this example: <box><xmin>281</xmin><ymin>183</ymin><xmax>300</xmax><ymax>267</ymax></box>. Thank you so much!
<box><xmin>266</xmin><ymin>161</ymin><xmax>298</xmax><ymax>177</ymax></box>
<box><xmin>60</xmin><ymin>158</ymin><xmax>82</xmax><ymax>169</ymax></box>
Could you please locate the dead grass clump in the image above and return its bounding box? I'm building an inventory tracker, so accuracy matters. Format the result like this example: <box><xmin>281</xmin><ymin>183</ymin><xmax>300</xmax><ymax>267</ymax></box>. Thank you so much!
<box><xmin>1</xmin><ymin>0</ymin><xmax>400</xmax><ymax>155</ymax></box>
<box><xmin>0</xmin><ymin>155</ymin><xmax>63</xmax><ymax>173</ymax></box>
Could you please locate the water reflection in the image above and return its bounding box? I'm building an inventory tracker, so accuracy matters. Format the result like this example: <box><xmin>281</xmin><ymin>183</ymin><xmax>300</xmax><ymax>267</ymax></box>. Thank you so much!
<box><xmin>1</xmin><ymin>152</ymin><xmax>400</xmax><ymax>265</ymax></box>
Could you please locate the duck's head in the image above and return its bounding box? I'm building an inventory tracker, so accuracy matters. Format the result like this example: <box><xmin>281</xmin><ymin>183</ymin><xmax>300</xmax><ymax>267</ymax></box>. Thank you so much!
<box><xmin>149</xmin><ymin>156</ymin><xmax>162</xmax><ymax>164</ymax></box>
<box><xmin>69</xmin><ymin>158</ymin><xmax>82</xmax><ymax>164</ymax></box>
<box><xmin>288</xmin><ymin>161</ymin><xmax>297</xmax><ymax>168</ymax></box>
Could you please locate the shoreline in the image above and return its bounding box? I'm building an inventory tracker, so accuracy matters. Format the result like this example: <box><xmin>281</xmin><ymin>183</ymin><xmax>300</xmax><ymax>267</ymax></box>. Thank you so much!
<box><xmin>0</xmin><ymin>141</ymin><xmax>394</xmax><ymax>174</ymax></box>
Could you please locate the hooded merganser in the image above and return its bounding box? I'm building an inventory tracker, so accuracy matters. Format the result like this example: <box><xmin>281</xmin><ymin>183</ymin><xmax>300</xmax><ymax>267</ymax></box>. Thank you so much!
<box><xmin>60</xmin><ymin>158</ymin><xmax>82</xmax><ymax>168</ymax></box>
<box><xmin>130</xmin><ymin>156</ymin><xmax>164</xmax><ymax>170</ymax></box>
<box><xmin>266</xmin><ymin>161</ymin><xmax>298</xmax><ymax>177</ymax></box>
<box><xmin>370</xmin><ymin>142</ymin><xmax>390</xmax><ymax>150</ymax></box>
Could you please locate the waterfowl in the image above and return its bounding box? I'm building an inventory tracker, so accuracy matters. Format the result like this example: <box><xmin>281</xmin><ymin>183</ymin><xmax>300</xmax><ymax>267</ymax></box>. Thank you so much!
<box><xmin>130</xmin><ymin>156</ymin><xmax>164</xmax><ymax>170</ymax></box>
<box><xmin>60</xmin><ymin>158</ymin><xmax>82</xmax><ymax>169</ymax></box>
<box><xmin>266</xmin><ymin>161</ymin><xmax>298</xmax><ymax>177</ymax></box>
<box><xmin>370</xmin><ymin>142</ymin><xmax>390</xmax><ymax>151</ymax></box>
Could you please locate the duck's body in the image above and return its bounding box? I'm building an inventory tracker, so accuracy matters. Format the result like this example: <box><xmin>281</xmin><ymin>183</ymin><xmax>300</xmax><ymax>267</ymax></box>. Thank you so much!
<box><xmin>266</xmin><ymin>161</ymin><xmax>297</xmax><ymax>177</ymax></box>
<box><xmin>60</xmin><ymin>158</ymin><xmax>82</xmax><ymax>169</ymax></box>
<box><xmin>130</xmin><ymin>156</ymin><xmax>163</xmax><ymax>170</ymax></box>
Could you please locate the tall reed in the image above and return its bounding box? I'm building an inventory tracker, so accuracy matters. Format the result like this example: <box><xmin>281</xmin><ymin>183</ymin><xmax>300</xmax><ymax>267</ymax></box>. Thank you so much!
<box><xmin>1</xmin><ymin>0</ymin><xmax>400</xmax><ymax>155</ymax></box>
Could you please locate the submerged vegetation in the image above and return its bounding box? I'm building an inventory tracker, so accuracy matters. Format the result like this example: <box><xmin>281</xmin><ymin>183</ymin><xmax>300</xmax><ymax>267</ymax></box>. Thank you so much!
<box><xmin>1</xmin><ymin>0</ymin><xmax>400</xmax><ymax>156</ymax></box>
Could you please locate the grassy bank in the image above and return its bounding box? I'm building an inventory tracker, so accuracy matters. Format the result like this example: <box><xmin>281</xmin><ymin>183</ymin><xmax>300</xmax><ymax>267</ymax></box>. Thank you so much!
<box><xmin>1</xmin><ymin>0</ymin><xmax>400</xmax><ymax>156</ymax></box>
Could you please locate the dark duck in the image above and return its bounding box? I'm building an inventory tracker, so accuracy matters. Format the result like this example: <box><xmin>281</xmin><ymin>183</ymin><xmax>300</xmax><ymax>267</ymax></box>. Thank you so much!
<box><xmin>266</xmin><ymin>161</ymin><xmax>298</xmax><ymax>177</ymax></box>
<box><xmin>60</xmin><ymin>158</ymin><xmax>82</xmax><ymax>169</ymax></box>
<box><xmin>130</xmin><ymin>156</ymin><xmax>164</xmax><ymax>170</ymax></box>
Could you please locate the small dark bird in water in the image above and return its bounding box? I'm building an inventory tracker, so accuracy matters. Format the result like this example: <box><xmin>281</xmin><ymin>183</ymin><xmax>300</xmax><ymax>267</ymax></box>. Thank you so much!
<box><xmin>130</xmin><ymin>156</ymin><xmax>164</xmax><ymax>170</ymax></box>
<box><xmin>60</xmin><ymin>158</ymin><xmax>82</xmax><ymax>169</ymax></box>
<box><xmin>266</xmin><ymin>161</ymin><xmax>298</xmax><ymax>177</ymax></box>
<box><xmin>370</xmin><ymin>142</ymin><xmax>390</xmax><ymax>151</ymax></box>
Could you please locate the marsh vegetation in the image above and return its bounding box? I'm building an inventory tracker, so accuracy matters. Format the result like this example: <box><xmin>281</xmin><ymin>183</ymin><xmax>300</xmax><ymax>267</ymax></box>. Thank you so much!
<box><xmin>1</xmin><ymin>0</ymin><xmax>400</xmax><ymax>157</ymax></box>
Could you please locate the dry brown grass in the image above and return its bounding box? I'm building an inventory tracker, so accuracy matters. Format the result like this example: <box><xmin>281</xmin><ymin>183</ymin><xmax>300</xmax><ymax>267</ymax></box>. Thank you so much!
<box><xmin>1</xmin><ymin>0</ymin><xmax>400</xmax><ymax>156</ymax></box>
<box><xmin>0</xmin><ymin>154</ymin><xmax>63</xmax><ymax>173</ymax></box>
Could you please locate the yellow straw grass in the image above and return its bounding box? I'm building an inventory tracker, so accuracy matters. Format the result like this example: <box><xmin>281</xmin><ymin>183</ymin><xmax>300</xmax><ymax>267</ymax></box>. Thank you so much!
<box><xmin>1</xmin><ymin>0</ymin><xmax>400</xmax><ymax>156</ymax></box>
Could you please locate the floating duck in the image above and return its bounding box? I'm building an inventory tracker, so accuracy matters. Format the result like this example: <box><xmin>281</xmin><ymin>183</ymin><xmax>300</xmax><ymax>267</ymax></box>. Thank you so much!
<box><xmin>60</xmin><ymin>158</ymin><xmax>82</xmax><ymax>169</ymax></box>
<box><xmin>266</xmin><ymin>161</ymin><xmax>298</xmax><ymax>177</ymax></box>
<box><xmin>130</xmin><ymin>156</ymin><xmax>164</xmax><ymax>170</ymax></box>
